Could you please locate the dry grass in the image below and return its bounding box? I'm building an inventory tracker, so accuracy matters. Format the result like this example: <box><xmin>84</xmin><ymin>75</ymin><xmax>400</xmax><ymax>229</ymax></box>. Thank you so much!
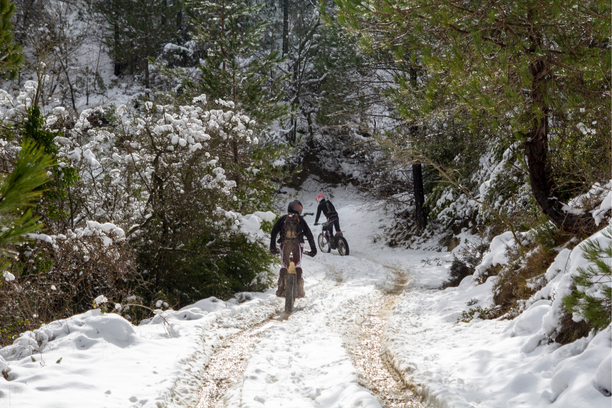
<box><xmin>0</xmin><ymin>236</ymin><xmax>141</xmax><ymax>346</ymax></box>
<box><xmin>492</xmin><ymin>244</ymin><xmax>558</xmax><ymax>317</ymax></box>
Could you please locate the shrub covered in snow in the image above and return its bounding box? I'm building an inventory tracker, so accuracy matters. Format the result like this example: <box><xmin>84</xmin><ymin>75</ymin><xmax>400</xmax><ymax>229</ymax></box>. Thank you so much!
<box><xmin>442</xmin><ymin>240</ymin><xmax>487</xmax><ymax>288</ymax></box>
<box><xmin>0</xmin><ymin>81</ymin><xmax>283</xmax><ymax>341</ymax></box>
<box><xmin>64</xmin><ymin>97</ymin><xmax>281</xmax><ymax>303</ymax></box>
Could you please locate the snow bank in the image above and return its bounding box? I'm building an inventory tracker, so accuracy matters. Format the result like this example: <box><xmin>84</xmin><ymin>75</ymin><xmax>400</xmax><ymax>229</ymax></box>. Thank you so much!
<box><xmin>473</xmin><ymin>230</ymin><xmax>521</xmax><ymax>282</ymax></box>
<box><xmin>0</xmin><ymin>295</ymin><xmax>281</xmax><ymax>407</ymax></box>
<box><xmin>384</xmin><ymin>225</ymin><xmax>612</xmax><ymax>408</ymax></box>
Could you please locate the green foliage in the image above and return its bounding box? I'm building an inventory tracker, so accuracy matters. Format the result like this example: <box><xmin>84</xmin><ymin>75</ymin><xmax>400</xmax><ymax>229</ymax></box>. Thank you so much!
<box><xmin>22</xmin><ymin>106</ymin><xmax>80</xmax><ymax>226</ymax></box>
<box><xmin>24</xmin><ymin>106</ymin><xmax>58</xmax><ymax>155</ymax></box>
<box><xmin>0</xmin><ymin>0</ymin><xmax>25</xmax><ymax>79</ymax></box>
<box><xmin>91</xmin><ymin>0</ymin><xmax>182</xmax><ymax>83</ymax></box>
<box><xmin>548</xmin><ymin>109</ymin><xmax>611</xmax><ymax>201</ymax></box>
<box><xmin>530</xmin><ymin>221</ymin><xmax>574</xmax><ymax>253</ymax></box>
<box><xmin>563</xmin><ymin>228</ymin><xmax>612</xmax><ymax>332</ymax></box>
<box><xmin>150</xmin><ymin>234</ymin><xmax>276</xmax><ymax>305</ymax></box>
<box><xmin>457</xmin><ymin>305</ymin><xmax>501</xmax><ymax>323</ymax></box>
<box><xmin>0</xmin><ymin>317</ymin><xmax>32</xmax><ymax>343</ymax></box>
<box><xmin>185</xmin><ymin>0</ymin><xmax>288</xmax><ymax>127</ymax></box>
<box><xmin>0</xmin><ymin>140</ymin><xmax>53</xmax><ymax>266</ymax></box>
<box><xmin>331</xmin><ymin>0</ymin><xmax>611</xmax><ymax>232</ymax></box>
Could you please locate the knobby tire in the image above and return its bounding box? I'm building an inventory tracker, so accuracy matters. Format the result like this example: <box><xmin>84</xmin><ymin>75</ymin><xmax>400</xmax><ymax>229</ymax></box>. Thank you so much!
<box><xmin>336</xmin><ymin>236</ymin><xmax>350</xmax><ymax>256</ymax></box>
<box><xmin>285</xmin><ymin>274</ymin><xmax>296</xmax><ymax>314</ymax></box>
<box><xmin>318</xmin><ymin>234</ymin><xmax>331</xmax><ymax>253</ymax></box>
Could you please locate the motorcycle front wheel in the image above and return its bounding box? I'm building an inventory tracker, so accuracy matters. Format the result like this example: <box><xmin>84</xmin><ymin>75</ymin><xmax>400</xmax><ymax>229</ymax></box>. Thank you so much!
<box><xmin>318</xmin><ymin>234</ymin><xmax>331</xmax><ymax>253</ymax></box>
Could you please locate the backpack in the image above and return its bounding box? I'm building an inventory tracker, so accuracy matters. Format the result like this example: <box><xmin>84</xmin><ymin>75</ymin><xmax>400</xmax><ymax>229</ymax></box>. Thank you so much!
<box><xmin>282</xmin><ymin>213</ymin><xmax>301</xmax><ymax>243</ymax></box>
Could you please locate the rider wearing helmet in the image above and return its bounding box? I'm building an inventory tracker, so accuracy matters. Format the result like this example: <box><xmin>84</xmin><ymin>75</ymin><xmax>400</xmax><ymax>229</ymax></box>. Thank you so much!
<box><xmin>314</xmin><ymin>194</ymin><xmax>341</xmax><ymax>239</ymax></box>
<box><xmin>270</xmin><ymin>200</ymin><xmax>316</xmax><ymax>298</ymax></box>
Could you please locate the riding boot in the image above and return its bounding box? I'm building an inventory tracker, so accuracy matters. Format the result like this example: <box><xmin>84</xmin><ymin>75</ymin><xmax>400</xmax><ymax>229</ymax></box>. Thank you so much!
<box><xmin>276</xmin><ymin>268</ymin><xmax>287</xmax><ymax>297</ymax></box>
<box><xmin>296</xmin><ymin>268</ymin><xmax>305</xmax><ymax>298</ymax></box>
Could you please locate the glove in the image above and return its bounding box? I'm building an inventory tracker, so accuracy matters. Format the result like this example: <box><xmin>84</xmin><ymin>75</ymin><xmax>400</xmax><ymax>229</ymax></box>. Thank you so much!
<box><xmin>305</xmin><ymin>250</ymin><xmax>316</xmax><ymax>257</ymax></box>
<box><xmin>270</xmin><ymin>248</ymin><xmax>280</xmax><ymax>255</ymax></box>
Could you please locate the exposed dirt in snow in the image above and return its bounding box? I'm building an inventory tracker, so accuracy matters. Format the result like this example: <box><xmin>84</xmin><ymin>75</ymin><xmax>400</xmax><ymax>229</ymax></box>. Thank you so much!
<box><xmin>193</xmin><ymin>262</ymin><xmax>426</xmax><ymax>408</ymax></box>
<box><xmin>195</xmin><ymin>319</ymin><xmax>277</xmax><ymax>407</ymax></box>
<box><xmin>341</xmin><ymin>266</ymin><xmax>425</xmax><ymax>408</ymax></box>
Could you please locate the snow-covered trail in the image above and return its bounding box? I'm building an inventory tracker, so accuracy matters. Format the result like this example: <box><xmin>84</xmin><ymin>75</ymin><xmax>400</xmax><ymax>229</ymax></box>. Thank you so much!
<box><xmin>3</xmin><ymin>180</ymin><xmax>610</xmax><ymax>408</ymax></box>
<box><xmin>0</xmin><ymin>181</ymin><xmax>433</xmax><ymax>408</ymax></box>
<box><xmin>195</xmin><ymin>319</ymin><xmax>276</xmax><ymax>407</ymax></box>
<box><xmin>196</xmin><ymin>250</ymin><xmax>424</xmax><ymax>408</ymax></box>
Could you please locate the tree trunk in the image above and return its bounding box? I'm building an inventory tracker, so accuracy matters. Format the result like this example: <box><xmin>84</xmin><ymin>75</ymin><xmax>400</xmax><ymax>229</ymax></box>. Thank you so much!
<box><xmin>306</xmin><ymin>111</ymin><xmax>313</xmax><ymax>138</ymax></box>
<box><xmin>282</xmin><ymin>0</ymin><xmax>289</xmax><ymax>56</ymax></box>
<box><xmin>144</xmin><ymin>59</ymin><xmax>150</xmax><ymax>90</ymax></box>
<box><xmin>525</xmin><ymin>58</ymin><xmax>596</xmax><ymax>235</ymax></box>
<box><xmin>59</xmin><ymin>57</ymin><xmax>77</xmax><ymax>112</ymax></box>
<box><xmin>113</xmin><ymin>19</ymin><xmax>121</xmax><ymax>76</ymax></box>
<box><xmin>412</xmin><ymin>162</ymin><xmax>427</xmax><ymax>233</ymax></box>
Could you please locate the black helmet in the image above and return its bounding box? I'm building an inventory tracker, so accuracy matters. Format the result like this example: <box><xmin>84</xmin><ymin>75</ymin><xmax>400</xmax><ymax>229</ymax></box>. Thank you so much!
<box><xmin>288</xmin><ymin>200</ymin><xmax>303</xmax><ymax>214</ymax></box>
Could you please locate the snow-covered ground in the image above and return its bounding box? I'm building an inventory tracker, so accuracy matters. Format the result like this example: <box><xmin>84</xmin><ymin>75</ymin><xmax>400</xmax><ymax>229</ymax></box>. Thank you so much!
<box><xmin>1</xmin><ymin>180</ymin><xmax>610</xmax><ymax>407</ymax></box>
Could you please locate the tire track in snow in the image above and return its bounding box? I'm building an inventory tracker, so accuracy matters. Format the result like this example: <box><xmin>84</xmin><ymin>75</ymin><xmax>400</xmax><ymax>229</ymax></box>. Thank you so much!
<box><xmin>195</xmin><ymin>318</ymin><xmax>277</xmax><ymax>408</ymax></box>
<box><xmin>340</xmin><ymin>265</ymin><xmax>425</xmax><ymax>407</ymax></box>
<box><xmin>191</xmin><ymin>260</ymin><xmax>343</xmax><ymax>407</ymax></box>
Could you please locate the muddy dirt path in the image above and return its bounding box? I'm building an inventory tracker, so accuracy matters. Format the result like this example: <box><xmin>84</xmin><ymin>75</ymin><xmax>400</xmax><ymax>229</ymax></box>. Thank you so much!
<box><xmin>195</xmin><ymin>319</ymin><xmax>276</xmax><ymax>408</ymax></box>
<box><xmin>341</xmin><ymin>265</ymin><xmax>425</xmax><ymax>407</ymax></box>
<box><xmin>193</xmin><ymin>264</ymin><xmax>425</xmax><ymax>408</ymax></box>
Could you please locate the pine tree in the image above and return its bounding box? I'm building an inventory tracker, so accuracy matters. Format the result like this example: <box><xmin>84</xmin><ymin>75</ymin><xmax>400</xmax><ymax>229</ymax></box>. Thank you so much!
<box><xmin>0</xmin><ymin>0</ymin><xmax>25</xmax><ymax>79</ymax></box>
<box><xmin>91</xmin><ymin>0</ymin><xmax>182</xmax><ymax>86</ymax></box>
<box><xmin>563</xmin><ymin>228</ymin><xmax>612</xmax><ymax>332</ymax></box>
<box><xmin>185</xmin><ymin>0</ymin><xmax>287</xmax><ymax>127</ymax></box>
<box><xmin>23</xmin><ymin>106</ymin><xmax>80</xmax><ymax>232</ymax></box>
<box><xmin>332</xmin><ymin>0</ymin><xmax>611</xmax><ymax>234</ymax></box>
<box><xmin>0</xmin><ymin>141</ymin><xmax>54</xmax><ymax>268</ymax></box>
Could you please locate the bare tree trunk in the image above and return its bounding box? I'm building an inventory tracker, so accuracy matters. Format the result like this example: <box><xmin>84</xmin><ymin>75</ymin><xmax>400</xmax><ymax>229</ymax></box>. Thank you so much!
<box><xmin>113</xmin><ymin>20</ymin><xmax>121</xmax><ymax>76</ymax></box>
<box><xmin>282</xmin><ymin>0</ymin><xmax>289</xmax><ymax>56</ymax></box>
<box><xmin>144</xmin><ymin>60</ymin><xmax>150</xmax><ymax>90</ymax></box>
<box><xmin>306</xmin><ymin>111</ymin><xmax>313</xmax><ymax>138</ymax></box>
<box><xmin>412</xmin><ymin>163</ymin><xmax>427</xmax><ymax>233</ymax></box>
<box><xmin>526</xmin><ymin>57</ymin><xmax>596</xmax><ymax>235</ymax></box>
<box><xmin>58</xmin><ymin>57</ymin><xmax>77</xmax><ymax>112</ymax></box>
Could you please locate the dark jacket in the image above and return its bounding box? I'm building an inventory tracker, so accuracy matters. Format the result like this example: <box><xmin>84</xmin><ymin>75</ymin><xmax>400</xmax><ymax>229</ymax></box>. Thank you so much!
<box><xmin>314</xmin><ymin>199</ymin><xmax>338</xmax><ymax>224</ymax></box>
<box><xmin>270</xmin><ymin>211</ymin><xmax>316</xmax><ymax>251</ymax></box>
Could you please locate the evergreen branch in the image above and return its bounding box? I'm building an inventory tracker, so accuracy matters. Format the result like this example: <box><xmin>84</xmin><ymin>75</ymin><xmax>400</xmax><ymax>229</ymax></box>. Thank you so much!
<box><xmin>0</xmin><ymin>140</ymin><xmax>54</xmax><ymax>258</ymax></box>
<box><xmin>0</xmin><ymin>140</ymin><xmax>54</xmax><ymax>213</ymax></box>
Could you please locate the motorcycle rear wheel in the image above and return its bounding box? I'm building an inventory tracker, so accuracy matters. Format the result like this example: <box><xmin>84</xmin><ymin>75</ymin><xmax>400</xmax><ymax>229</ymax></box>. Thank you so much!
<box><xmin>336</xmin><ymin>236</ymin><xmax>350</xmax><ymax>256</ymax></box>
<box><xmin>285</xmin><ymin>274</ymin><xmax>296</xmax><ymax>313</ymax></box>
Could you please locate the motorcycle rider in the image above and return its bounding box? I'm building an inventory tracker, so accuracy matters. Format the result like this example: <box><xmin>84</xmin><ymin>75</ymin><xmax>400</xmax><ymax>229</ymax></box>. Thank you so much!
<box><xmin>270</xmin><ymin>200</ymin><xmax>316</xmax><ymax>298</ymax></box>
<box><xmin>314</xmin><ymin>194</ymin><xmax>342</xmax><ymax>244</ymax></box>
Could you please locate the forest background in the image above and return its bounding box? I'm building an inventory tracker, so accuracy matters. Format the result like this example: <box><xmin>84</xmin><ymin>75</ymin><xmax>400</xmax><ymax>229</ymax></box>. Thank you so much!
<box><xmin>0</xmin><ymin>0</ymin><xmax>610</xmax><ymax>350</ymax></box>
